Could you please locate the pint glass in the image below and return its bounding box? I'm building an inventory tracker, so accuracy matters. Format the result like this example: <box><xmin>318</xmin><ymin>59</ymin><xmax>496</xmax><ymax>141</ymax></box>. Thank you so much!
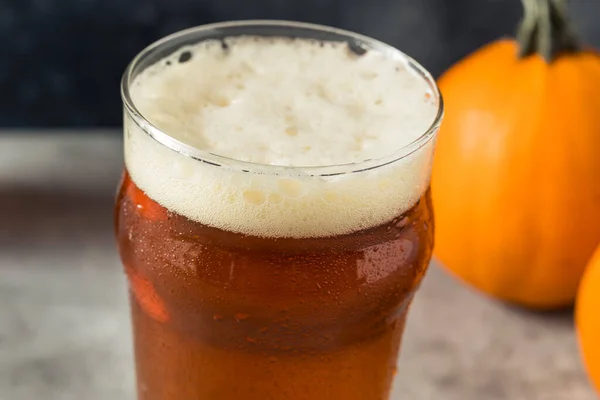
<box><xmin>116</xmin><ymin>21</ymin><xmax>443</xmax><ymax>400</ymax></box>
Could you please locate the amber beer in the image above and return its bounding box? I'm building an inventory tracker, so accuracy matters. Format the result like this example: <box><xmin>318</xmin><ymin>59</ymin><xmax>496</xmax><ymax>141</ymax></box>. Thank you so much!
<box><xmin>116</xmin><ymin>21</ymin><xmax>442</xmax><ymax>400</ymax></box>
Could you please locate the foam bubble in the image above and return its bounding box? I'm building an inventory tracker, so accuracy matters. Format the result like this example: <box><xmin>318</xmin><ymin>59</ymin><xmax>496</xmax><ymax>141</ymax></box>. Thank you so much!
<box><xmin>125</xmin><ymin>36</ymin><xmax>439</xmax><ymax>238</ymax></box>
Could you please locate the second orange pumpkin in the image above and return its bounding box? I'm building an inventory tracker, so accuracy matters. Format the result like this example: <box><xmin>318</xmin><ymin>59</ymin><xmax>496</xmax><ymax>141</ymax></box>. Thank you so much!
<box><xmin>577</xmin><ymin>246</ymin><xmax>600</xmax><ymax>394</ymax></box>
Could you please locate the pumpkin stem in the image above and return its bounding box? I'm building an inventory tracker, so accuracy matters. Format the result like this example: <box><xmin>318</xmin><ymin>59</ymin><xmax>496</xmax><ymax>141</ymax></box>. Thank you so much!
<box><xmin>517</xmin><ymin>0</ymin><xmax>581</xmax><ymax>62</ymax></box>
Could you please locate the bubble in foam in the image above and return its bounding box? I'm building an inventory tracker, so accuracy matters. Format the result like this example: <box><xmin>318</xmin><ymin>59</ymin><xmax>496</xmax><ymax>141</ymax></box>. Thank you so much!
<box><xmin>125</xmin><ymin>35</ymin><xmax>439</xmax><ymax>238</ymax></box>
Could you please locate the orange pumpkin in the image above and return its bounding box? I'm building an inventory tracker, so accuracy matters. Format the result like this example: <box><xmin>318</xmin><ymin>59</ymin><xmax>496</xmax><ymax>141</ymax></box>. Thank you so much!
<box><xmin>431</xmin><ymin>0</ymin><xmax>600</xmax><ymax>309</ymax></box>
<box><xmin>577</xmin><ymin>246</ymin><xmax>600</xmax><ymax>394</ymax></box>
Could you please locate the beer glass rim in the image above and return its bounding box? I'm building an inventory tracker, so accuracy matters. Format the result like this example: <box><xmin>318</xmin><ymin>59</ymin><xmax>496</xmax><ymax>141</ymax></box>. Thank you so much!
<box><xmin>121</xmin><ymin>20</ymin><xmax>444</xmax><ymax>177</ymax></box>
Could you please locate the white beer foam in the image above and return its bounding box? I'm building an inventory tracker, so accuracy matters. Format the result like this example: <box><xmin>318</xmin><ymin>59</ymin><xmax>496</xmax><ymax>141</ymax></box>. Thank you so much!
<box><xmin>125</xmin><ymin>36</ymin><xmax>438</xmax><ymax>238</ymax></box>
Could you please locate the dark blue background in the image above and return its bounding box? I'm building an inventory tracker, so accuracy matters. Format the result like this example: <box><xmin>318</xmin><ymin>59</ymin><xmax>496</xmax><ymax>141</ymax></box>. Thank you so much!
<box><xmin>2</xmin><ymin>0</ymin><xmax>599</xmax><ymax>127</ymax></box>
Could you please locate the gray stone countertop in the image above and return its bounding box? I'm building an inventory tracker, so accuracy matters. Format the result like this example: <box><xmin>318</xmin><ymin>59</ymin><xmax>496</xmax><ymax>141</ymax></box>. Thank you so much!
<box><xmin>0</xmin><ymin>132</ymin><xmax>595</xmax><ymax>400</ymax></box>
